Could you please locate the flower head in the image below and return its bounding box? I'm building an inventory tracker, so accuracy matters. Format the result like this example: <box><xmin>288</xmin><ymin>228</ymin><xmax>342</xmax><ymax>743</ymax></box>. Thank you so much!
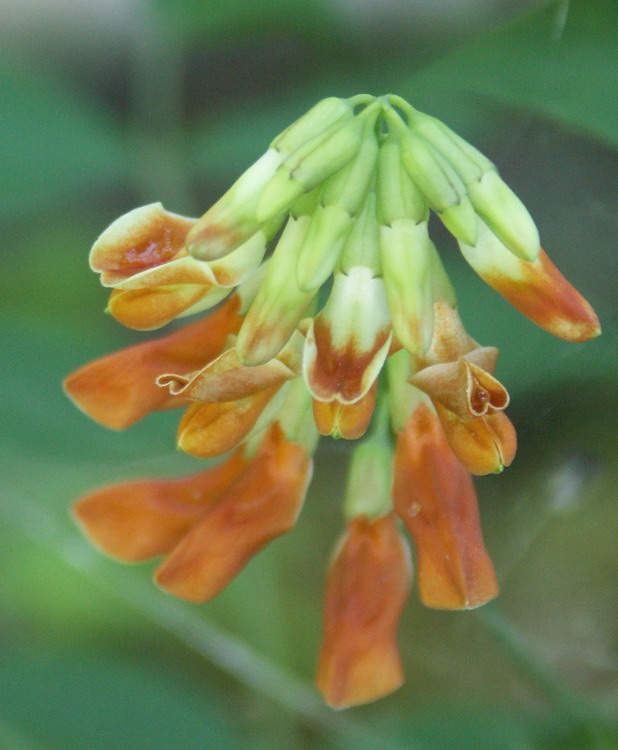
<box><xmin>66</xmin><ymin>94</ymin><xmax>599</xmax><ymax>708</ymax></box>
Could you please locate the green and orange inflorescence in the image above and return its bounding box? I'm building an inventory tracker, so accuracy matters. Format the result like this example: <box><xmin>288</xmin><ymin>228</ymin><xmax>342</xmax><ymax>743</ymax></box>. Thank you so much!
<box><xmin>64</xmin><ymin>94</ymin><xmax>600</xmax><ymax>709</ymax></box>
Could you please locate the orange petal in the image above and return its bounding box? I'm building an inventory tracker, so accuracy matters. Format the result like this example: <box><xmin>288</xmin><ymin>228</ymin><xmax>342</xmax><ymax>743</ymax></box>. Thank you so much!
<box><xmin>459</xmin><ymin>222</ymin><xmax>600</xmax><ymax>342</ymax></box>
<box><xmin>73</xmin><ymin>449</ymin><xmax>248</xmax><ymax>562</ymax></box>
<box><xmin>64</xmin><ymin>295</ymin><xmax>242</xmax><ymax>430</ymax></box>
<box><xmin>393</xmin><ymin>402</ymin><xmax>499</xmax><ymax>609</ymax></box>
<box><xmin>316</xmin><ymin>513</ymin><xmax>412</xmax><ymax>709</ymax></box>
<box><xmin>107</xmin><ymin>284</ymin><xmax>229</xmax><ymax>331</ymax></box>
<box><xmin>90</xmin><ymin>203</ymin><xmax>194</xmax><ymax>284</ymax></box>
<box><xmin>176</xmin><ymin>384</ymin><xmax>282</xmax><ymax>458</ymax></box>
<box><xmin>155</xmin><ymin>423</ymin><xmax>312</xmax><ymax>601</ymax></box>
<box><xmin>434</xmin><ymin>402</ymin><xmax>517</xmax><ymax>476</ymax></box>
<box><xmin>312</xmin><ymin>381</ymin><xmax>377</xmax><ymax>439</ymax></box>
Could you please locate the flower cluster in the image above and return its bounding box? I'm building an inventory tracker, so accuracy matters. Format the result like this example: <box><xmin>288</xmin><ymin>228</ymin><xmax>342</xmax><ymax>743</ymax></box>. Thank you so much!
<box><xmin>64</xmin><ymin>94</ymin><xmax>600</xmax><ymax>709</ymax></box>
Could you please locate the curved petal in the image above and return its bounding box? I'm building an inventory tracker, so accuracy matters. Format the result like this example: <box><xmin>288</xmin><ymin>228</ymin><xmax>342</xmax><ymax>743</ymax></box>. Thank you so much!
<box><xmin>157</xmin><ymin>331</ymin><xmax>303</xmax><ymax>403</ymax></box>
<box><xmin>90</xmin><ymin>203</ymin><xmax>195</xmax><ymax>285</ymax></box>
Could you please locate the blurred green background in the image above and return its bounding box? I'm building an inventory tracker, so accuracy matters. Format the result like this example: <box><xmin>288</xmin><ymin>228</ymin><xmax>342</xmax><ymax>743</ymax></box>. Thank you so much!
<box><xmin>1</xmin><ymin>0</ymin><xmax>617</xmax><ymax>748</ymax></box>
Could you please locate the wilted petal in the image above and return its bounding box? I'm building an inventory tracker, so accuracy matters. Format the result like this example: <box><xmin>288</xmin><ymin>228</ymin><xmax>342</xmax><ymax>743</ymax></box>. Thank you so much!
<box><xmin>312</xmin><ymin>381</ymin><xmax>377</xmax><ymax>439</ymax></box>
<box><xmin>303</xmin><ymin>268</ymin><xmax>392</xmax><ymax>404</ymax></box>
<box><xmin>316</xmin><ymin>513</ymin><xmax>412</xmax><ymax>709</ymax></box>
<box><xmin>90</xmin><ymin>203</ymin><xmax>195</xmax><ymax>286</ymax></box>
<box><xmin>393</xmin><ymin>402</ymin><xmax>499</xmax><ymax>609</ymax></box>
<box><xmin>176</xmin><ymin>384</ymin><xmax>282</xmax><ymax>458</ymax></box>
<box><xmin>63</xmin><ymin>295</ymin><xmax>242</xmax><ymax>430</ymax></box>
<box><xmin>435</xmin><ymin>402</ymin><xmax>517</xmax><ymax>476</ymax></box>
<box><xmin>155</xmin><ymin>423</ymin><xmax>312</xmax><ymax>601</ymax></box>
<box><xmin>73</xmin><ymin>449</ymin><xmax>248</xmax><ymax>562</ymax></box>
<box><xmin>459</xmin><ymin>220</ymin><xmax>600</xmax><ymax>342</ymax></box>
<box><xmin>157</xmin><ymin>331</ymin><xmax>303</xmax><ymax>403</ymax></box>
<box><xmin>411</xmin><ymin>347</ymin><xmax>509</xmax><ymax>418</ymax></box>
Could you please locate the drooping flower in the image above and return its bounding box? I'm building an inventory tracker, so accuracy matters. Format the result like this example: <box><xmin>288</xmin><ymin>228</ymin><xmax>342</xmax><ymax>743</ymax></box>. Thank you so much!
<box><xmin>65</xmin><ymin>94</ymin><xmax>600</xmax><ymax>708</ymax></box>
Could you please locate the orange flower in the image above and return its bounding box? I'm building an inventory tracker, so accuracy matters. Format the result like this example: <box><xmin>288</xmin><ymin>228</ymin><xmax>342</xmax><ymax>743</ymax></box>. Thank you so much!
<box><xmin>75</xmin><ymin>423</ymin><xmax>312</xmax><ymax>603</ymax></box>
<box><xmin>63</xmin><ymin>294</ymin><xmax>242</xmax><ymax>429</ymax></box>
<box><xmin>90</xmin><ymin>203</ymin><xmax>266</xmax><ymax>330</ymax></box>
<box><xmin>393</xmin><ymin>401</ymin><xmax>499</xmax><ymax>609</ymax></box>
<box><xmin>316</xmin><ymin>513</ymin><xmax>411</xmax><ymax>709</ymax></box>
<box><xmin>155</xmin><ymin>422</ymin><xmax>312</xmax><ymax>602</ymax></box>
<box><xmin>410</xmin><ymin>302</ymin><xmax>517</xmax><ymax>475</ymax></box>
<box><xmin>65</xmin><ymin>94</ymin><xmax>602</xmax><ymax>710</ymax></box>
<box><xmin>74</xmin><ymin>449</ymin><xmax>248</xmax><ymax>562</ymax></box>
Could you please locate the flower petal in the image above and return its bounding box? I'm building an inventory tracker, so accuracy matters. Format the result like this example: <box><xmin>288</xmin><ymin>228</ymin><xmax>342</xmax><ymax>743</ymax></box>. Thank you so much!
<box><xmin>303</xmin><ymin>268</ymin><xmax>392</xmax><ymax>404</ymax></box>
<box><xmin>411</xmin><ymin>348</ymin><xmax>509</xmax><ymax>418</ymax></box>
<box><xmin>434</xmin><ymin>402</ymin><xmax>517</xmax><ymax>476</ymax></box>
<box><xmin>316</xmin><ymin>513</ymin><xmax>412</xmax><ymax>709</ymax></box>
<box><xmin>107</xmin><ymin>285</ymin><xmax>223</xmax><ymax>331</ymax></box>
<box><xmin>157</xmin><ymin>331</ymin><xmax>303</xmax><ymax>403</ymax></box>
<box><xmin>155</xmin><ymin>423</ymin><xmax>312</xmax><ymax>601</ymax></box>
<box><xmin>73</xmin><ymin>449</ymin><xmax>248</xmax><ymax>562</ymax></box>
<box><xmin>312</xmin><ymin>381</ymin><xmax>377</xmax><ymax>439</ymax></box>
<box><xmin>176</xmin><ymin>384</ymin><xmax>282</xmax><ymax>458</ymax></box>
<box><xmin>459</xmin><ymin>221</ymin><xmax>600</xmax><ymax>342</ymax></box>
<box><xmin>90</xmin><ymin>203</ymin><xmax>195</xmax><ymax>285</ymax></box>
<box><xmin>63</xmin><ymin>295</ymin><xmax>242</xmax><ymax>430</ymax></box>
<box><xmin>393</xmin><ymin>402</ymin><xmax>499</xmax><ymax>609</ymax></box>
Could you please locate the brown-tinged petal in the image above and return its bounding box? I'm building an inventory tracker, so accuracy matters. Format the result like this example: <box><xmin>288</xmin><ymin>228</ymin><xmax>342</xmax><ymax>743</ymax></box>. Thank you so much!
<box><xmin>73</xmin><ymin>449</ymin><xmax>248</xmax><ymax>562</ymax></box>
<box><xmin>155</xmin><ymin>422</ymin><xmax>312</xmax><ymax>601</ymax></box>
<box><xmin>176</xmin><ymin>384</ymin><xmax>282</xmax><ymax>458</ymax></box>
<box><xmin>434</xmin><ymin>402</ymin><xmax>517</xmax><ymax>476</ymax></box>
<box><xmin>63</xmin><ymin>295</ymin><xmax>243</xmax><ymax>430</ymax></box>
<box><xmin>393</xmin><ymin>402</ymin><xmax>499</xmax><ymax>609</ymax></box>
<box><xmin>411</xmin><ymin>348</ymin><xmax>509</xmax><ymax>418</ymax></box>
<box><xmin>420</xmin><ymin>300</ymin><xmax>477</xmax><ymax>366</ymax></box>
<box><xmin>303</xmin><ymin>268</ymin><xmax>392</xmax><ymax>405</ymax></box>
<box><xmin>312</xmin><ymin>381</ymin><xmax>377</xmax><ymax>439</ymax></box>
<box><xmin>459</xmin><ymin>221</ymin><xmax>600</xmax><ymax>342</ymax></box>
<box><xmin>316</xmin><ymin>513</ymin><xmax>412</xmax><ymax>709</ymax></box>
<box><xmin>157</xmin><ymin>331</ymin><xmax>303</xmax><ymax>403</ymax></box>
<box><xmin>90</xmin><ymin>203</ymin><xmax>195</xmax><ymax>285</ymax></box>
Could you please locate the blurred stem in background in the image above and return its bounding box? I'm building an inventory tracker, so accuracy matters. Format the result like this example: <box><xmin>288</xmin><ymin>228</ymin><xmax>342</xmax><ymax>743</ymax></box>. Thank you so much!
<box><xmin>129</xmin><ymin>1</ymin><xmax>195</xmax><ymax>213</ymax></box>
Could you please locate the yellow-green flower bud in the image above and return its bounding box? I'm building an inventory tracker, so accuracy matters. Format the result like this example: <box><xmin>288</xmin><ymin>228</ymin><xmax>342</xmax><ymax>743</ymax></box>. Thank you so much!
<box><xmin>270</xmin><ymin>96</ymin><xmax>355</xmax><ymax>156</ymax></box>
<box><xmin>236</xmin><ymin>214</ymin><xmax>316</xmax><ymax>366</ymax></box>
<box><xmin>466</xmin><ymin>170</ymin><xmax>540</xmax><ymax>262</ymax></box>
<box><xmin>380</xmin><ymin>218</ymin><xmax>436</xmax><ymax>355</ymax></box>
<box><xmin>256</xmin><ymin>102</ymin><xmax>381</xmax><ymax>224</ymax></box>
<box><xmin>377</xmin><ymin>132</ymin><xmax>428</xmax><ymax>224</ymax></box>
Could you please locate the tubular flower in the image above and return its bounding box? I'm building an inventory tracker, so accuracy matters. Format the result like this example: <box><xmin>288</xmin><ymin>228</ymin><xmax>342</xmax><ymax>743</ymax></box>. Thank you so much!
<box><xmin>65</xmin><ymin>94</ymin><xmax>600</xmax><ymax>708</ymax></box>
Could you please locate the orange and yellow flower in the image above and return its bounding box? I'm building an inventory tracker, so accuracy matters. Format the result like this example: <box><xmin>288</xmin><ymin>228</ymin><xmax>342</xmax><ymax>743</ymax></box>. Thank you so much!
<box><xmin>65</xmin><ymin>94</ymin><xmax>600</xmax><ymax>709</ymax></box>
